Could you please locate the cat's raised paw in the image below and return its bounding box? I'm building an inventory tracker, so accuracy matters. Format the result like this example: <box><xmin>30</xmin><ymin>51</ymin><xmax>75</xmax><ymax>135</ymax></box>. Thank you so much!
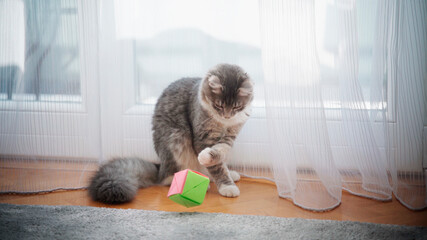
<box><xmin>218</xmin><ymin>184</ymin><xmax>240</xmax><ymax>197</ymax></box>
<box><xmin>198</xmin><ymin>148</ymin><xmax>214</xmax><ymax>166</ymax></box>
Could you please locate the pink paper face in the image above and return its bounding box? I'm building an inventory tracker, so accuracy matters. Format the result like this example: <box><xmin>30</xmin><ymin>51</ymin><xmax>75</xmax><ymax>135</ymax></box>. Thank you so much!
<box><xmin>167</xmin><ymin>169</ymin><xmax>189</xmax><ymax>197</ymax></box>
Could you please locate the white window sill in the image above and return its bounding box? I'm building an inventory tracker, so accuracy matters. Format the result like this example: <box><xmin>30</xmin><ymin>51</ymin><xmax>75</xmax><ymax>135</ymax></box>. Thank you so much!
<box><xmin>0</xmin><ymin>94</ymin><xmax>85</xmax><ymax>113</ymax></box>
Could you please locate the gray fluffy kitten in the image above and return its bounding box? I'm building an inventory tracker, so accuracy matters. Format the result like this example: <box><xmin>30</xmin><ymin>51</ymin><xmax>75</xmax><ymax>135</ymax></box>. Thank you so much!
<box><xmin>89</xmin><ymin>64</ymin><xmax>253</xmax><ymax>203</ymax></box>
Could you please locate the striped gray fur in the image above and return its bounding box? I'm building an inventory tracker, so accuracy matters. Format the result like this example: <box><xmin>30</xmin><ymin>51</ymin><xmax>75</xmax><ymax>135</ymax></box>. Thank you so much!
<box><xmin>89</xmin><ymin>64</ymin><xmax>253</xmax><ymax>203</ymax></box>
<box><xmin>88</xmin><ymin>158</ymin><xmax>158</xmax><ymax>204</ymax></box>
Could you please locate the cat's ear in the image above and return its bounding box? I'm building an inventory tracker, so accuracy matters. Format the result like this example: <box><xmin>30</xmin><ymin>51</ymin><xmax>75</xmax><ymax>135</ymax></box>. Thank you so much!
<box><xmin>208</xmin><ymin>75</ymin><xmax>223</xmax><ymax>94</ymax></box>
<box><xmin>238</xmin><ymin>79</ymin><xmax>253</xmax><ymax>97</ymax></box>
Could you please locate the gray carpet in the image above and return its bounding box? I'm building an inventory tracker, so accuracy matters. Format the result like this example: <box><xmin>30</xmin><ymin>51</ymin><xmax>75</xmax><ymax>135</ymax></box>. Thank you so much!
<box><xmin>0</xmin><ymin>204</ymin><xmax>426</xmax><ymax>240</ymax></box>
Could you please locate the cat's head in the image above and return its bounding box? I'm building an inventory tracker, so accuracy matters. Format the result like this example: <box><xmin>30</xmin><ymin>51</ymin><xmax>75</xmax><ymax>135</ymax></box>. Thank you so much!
<box><xmin>200</xmin><ymin>64</ymin><xmax>254</xmax><ymax>120</ymax></box>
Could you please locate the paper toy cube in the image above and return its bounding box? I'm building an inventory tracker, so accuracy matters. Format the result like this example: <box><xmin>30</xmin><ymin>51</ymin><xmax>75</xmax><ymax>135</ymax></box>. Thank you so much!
<box><xmin>167</xmin><ymin>169</ymin><xmax>210</xmax><ymax>208</ymax></box>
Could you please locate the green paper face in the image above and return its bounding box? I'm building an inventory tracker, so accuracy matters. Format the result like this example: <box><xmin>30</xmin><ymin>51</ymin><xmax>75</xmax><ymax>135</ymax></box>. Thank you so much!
<box><xmin>168</xmin><ymin>194</ymin><xmax>201</xmax><ymax>208</ymax></box>
<box><xmin>169</xmin><ymin>170</ymin><xmax>210</xmax><ymax>208</ymax></box>
<box><xmin>181</xmin><ymin>170</ymin><xmax>210</xmax><ymax>203</ymax></box>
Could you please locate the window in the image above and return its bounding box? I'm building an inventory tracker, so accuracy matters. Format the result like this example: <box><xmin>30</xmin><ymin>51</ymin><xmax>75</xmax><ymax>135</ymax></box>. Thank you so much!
<box><xmin>114</xmin><ymin>0</ymin><xmax>265</xmax><ymax>108</ymax></box>
<box><xmin>0</xmin><ymin>0</ymin><xmax>99</xmax><ymax>159</ymax></box>
<box><xmin>315</xmin><ymin>1</ymin><xmax>384</xmax><ymax>120</ymax></box>
<box><xmin>0</xmin><ymin>0</ymin><xmax>81</xmax><ymax>103</ymax></box>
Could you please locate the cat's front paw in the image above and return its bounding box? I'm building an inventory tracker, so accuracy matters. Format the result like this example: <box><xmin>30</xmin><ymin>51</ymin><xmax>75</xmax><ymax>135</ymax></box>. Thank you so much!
<box><xmin>218</xmin><ymin>184</ymin><xmax>240</xmax><ymax>198</ymax></box>
<box><xmin>229</xmin><ymin>170</ymin><xmax>240</xmax><ymax>182</ymax></box>
<box><xmin>198</xmin><ymin>148</ymin><xmax>214</xmax><ymax>166</ymax></box>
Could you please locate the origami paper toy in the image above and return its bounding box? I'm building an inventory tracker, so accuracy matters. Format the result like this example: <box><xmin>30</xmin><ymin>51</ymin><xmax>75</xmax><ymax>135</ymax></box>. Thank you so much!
<box><xmin>167</xmin><ymin>169</ymin><xmax>210</xmax><ymax>207</ymax></box>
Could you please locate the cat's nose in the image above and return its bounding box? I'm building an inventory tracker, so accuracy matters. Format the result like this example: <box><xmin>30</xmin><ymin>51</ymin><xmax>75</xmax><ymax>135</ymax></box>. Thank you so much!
<box><xmin>224</xmin><ymin>110</ymin><xmax>232</xmax><ymax>119</ymax></box>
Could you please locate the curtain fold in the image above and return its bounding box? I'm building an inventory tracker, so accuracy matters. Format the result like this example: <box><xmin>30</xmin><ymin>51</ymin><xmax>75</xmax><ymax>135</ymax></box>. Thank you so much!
<box><xmin>378</xmin><ymin>0</ymin><xmax>427</xmax><ymax>210</ymax></box>
<box><xmin>0</xmin><ymin>0</ymin><xmax>425</xmax><ymax>211</ymax></box>
<box><xmin>336</xmin><ymin>0</ymin><xmax>391</xmax><ymax>201</ymax></box>
<box><xmin>259</xmin><ymin>0</ymin><xmax>343</xmax><ymax>211</ymax></box>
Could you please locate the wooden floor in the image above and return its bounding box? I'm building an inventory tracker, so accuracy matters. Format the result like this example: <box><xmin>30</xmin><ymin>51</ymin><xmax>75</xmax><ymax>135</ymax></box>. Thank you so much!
<box><xmin>1</xmin><ymin>177</ymin><xmax>426</xmax><ymax>227</ymax></box>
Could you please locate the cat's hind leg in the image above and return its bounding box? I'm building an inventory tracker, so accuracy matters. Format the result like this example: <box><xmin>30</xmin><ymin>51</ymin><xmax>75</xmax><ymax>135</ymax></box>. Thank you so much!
<box><xmin>157</xmin><ymin>150</ymin><xmax>180</xmax><ymax>185</ymax></box>
<box><xmin>160</xmin><ymin>129</ymin><xmax>203</xmax><ymax>179</ymax></box>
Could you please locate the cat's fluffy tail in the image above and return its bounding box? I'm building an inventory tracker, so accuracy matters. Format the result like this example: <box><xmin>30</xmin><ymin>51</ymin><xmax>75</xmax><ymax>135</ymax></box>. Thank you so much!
<box><xmin>88</xmin><ymin>158</ymin><xmax>159</xmax><ymax>204</ymax></box>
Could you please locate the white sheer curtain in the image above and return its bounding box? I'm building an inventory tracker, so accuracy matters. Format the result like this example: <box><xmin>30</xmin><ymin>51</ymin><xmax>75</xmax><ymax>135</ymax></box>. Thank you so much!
<box><xmin>0</xmin><ymin>0</ymin><xmax>100</xmax><ymax>192</ymax></box>
<box><xmin>0</xmin><ymin>0</ymin><xmax>426</xmax><ymax>211</ymax></box>
<box><xmin>259</xmin><ymin>0</ymin><xmax>426</xmax><ymax>210</ymax></box>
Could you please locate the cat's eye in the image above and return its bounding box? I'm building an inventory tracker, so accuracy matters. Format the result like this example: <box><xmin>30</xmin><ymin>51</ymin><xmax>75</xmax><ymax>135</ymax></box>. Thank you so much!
<box><xmin>233</xmin><ymin>106</ymin><xmax>243</xmax><ymax>111</ymax></box>
<box><xmin>214</xmin><ymin>104</ymin><xmax>223</xmax><ymax>110</ymax></box>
